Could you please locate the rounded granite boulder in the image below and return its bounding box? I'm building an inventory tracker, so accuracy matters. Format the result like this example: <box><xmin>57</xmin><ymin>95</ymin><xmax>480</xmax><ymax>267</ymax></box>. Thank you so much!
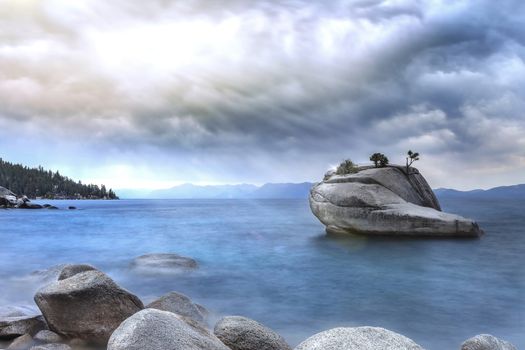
<box><xmin>147</xmin><ymin>292</ymin><xmax>207</xmax><ymax>325</ymax></box>
<box><xmin>34</xmin><ymin>270</ymin><xmax>143</xmax><ymax>343</ymax></box>
<box><xmin>214</xmin><ymin>316</ymin><xmax>292</xmax><ymax>350</ymax></box>
<box><xmin>309</xmin><ymin>165</ymin><xmax>483</xmax><ymax>237</ymax></box>
<box><xmin>461</xmin><ymin>334</ymin><xmax>517</xmax><ymax>350</ymax></box>
<box><xmin>294</xmin><ymin>327</ymin><xmax>424</xmax><ymax>350</ymax></box>
<box><xmin>107</xmin><ymin>309</ymin><xmax>229</xmax><ymax>350</ymax></box>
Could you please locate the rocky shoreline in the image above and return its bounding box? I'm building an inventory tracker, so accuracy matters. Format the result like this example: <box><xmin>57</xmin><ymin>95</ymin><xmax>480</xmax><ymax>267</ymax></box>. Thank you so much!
<box><xmin>0</xmin><ymin>257</ymin><xmax>516</xmax><ymax>350</ymax></box>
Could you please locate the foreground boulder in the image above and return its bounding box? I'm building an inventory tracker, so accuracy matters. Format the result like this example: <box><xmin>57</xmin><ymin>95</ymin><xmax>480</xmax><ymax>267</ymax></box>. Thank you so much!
<box><xmin>0</xmin><ymin>307</ymin><xmax>47</xmax><ymax>339</ymax></box>
<box><xmin>310</xmin><ymin>165</ymin><xmax>483</xmax><ymax>237</ymax></box>
<box><xmin>147</xmin><ymin>292</ymin><xmax>207</xmax><ymax>325</ymax></box>
<box><xmin>461</xmin><ymin>334</ymin><xmax>517</xmax><ymax>350</ymax></box>
<box><xmin>214</xmin><ymin>316</ymin><xmax>291</xmax><ymax>350</ymax></box>
<box><xmin>107</xmin><ymin>309</ymin><xmax>229</xmax><ymax>350</ymax></box>
<box><xmin>131</xmin><ymin>253</ymin><xmax>197</xmax><ymax>274</ymax></box>
<box><xmin>34</xmin><ymin>269</ymin><xmax>144</xmax><ymax>343</ymax></box>
<box><xmin>294</xmin><ymin>327</ymin><xmax>424</xmax><ymax>350</ymax></box>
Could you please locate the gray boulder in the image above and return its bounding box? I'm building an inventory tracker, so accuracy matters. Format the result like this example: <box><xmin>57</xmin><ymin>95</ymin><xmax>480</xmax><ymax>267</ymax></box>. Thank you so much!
<box><xmin>57</xmin><ymin>264</ymin><xmax>97</xmax><ymax>281</ymax></box>
<box><xmin>7</xmin><ymin>334</ymin><xmax>33</xmax><ymax>350</ymax></box>
<box><xmin>32</xmin><ymin>331</ymin><xmax>62</xmax><ymax>344</ymax></box>
<box><xmin>34</xmin><ymin>270</ymin><xmax>143</xmax><ymax>343</ymax></box>
<box><xmin>30</xmin><ymin>345</ymin><xmax>71</xmax><ymax>350</ymax></box>
<box><xmin>461</xmin><ymin>334</ymin><xmax>517</xmax><ymax>350</ymax></box>
<box><xmin>310</xmin><ymin>165</ymin><xmax>483</xmax><ymax>237</ymax></box>
<box><xmin>147</xmin><ymin>292</ymin><xmax>207</xmax><ymax>325</ymax></box>
<box><xmin>0</xmin><ymin>307</ymin><xmax>47</xmax><ymax>339</ymax></box>
<box><xmin>107</xmin><ymin>309</ymin><xmax>229</xmax><ymax>350</ymax></box>
<box><xmin>214</xmin><ymin>316</ymin><xmax>291</xmax><ymax>350</ymax></box>
<box><xmin>294</xmin><ymin>327</ymin><xmax>424</xmax><ymax>350</ymax></box>
<box><xmin>131</xmin><ymin>253</ymin><xmax>197</xmax><ymax>274</ymax></box>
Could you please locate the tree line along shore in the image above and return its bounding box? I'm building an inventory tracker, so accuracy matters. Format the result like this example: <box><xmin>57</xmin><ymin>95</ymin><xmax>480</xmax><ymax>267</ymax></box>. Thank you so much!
<box><xmin>0</xmin><ymin>158</ymin><xmax>118</xmax><ymax>200</ymax></box>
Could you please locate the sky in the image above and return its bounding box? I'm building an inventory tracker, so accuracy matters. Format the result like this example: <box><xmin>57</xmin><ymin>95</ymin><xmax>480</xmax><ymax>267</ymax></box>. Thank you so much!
<box><xmin>1</xmin><ymin>0</ymin><xmax>524</xmax><ymax>190</ymax></box>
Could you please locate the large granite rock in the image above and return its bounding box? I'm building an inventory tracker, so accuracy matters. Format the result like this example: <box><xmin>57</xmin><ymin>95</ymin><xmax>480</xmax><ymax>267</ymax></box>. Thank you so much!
<box><xmin>107</xmin><ymin>309</ymin><xmax>229</xmax><ymax>350</ymax></box>
<box><xmin>214</xmin><ymin>316</ymin><xmax>292</xmax><ymax>350</ymax></box>
<box><xmin>0</xmin><ymin>186</ymin><xmax>17</xmax><ymax>207</ymax></box>
<box><xmin>0</xmin><ymin>307</ymin><xmax>47</xmax><ymax>340</ymax></box>
<box><xmin>461</xmin><ymin>334</ymin><xmax>517</xmax><ymax>350</ymax></box>
<box><xmin>34</xmin><ymin>269</ymin><xmax>144</xmax><ymax>343</ymax></box>
<box><xmin>294</xmin><ymin>326</ymin><xmax>424</xmax><ymax>350</ymax></box>
<box><xmin>309</xmin><ymin>165</ymin><xmax>483</xmax><ymax>237</ymax></box>
<box><xmin>147</xmin><ymin>292</ymin><xmax>207</xmax><ymax>325</ymax></box>
<box><xmin>30</xmin><ymin>344</ymin><xmax>71</xmax><ymax>350</ymax></box>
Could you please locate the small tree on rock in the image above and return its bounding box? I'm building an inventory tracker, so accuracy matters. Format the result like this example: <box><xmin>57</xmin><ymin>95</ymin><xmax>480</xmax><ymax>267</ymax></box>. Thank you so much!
<box><xmin>335</xmin><ymin>159</ymin><xmax>359</xmax><ymax>175</ymax></box>
<box><xmin>406</xmin><ymin>150</ymin><xmax>420</xmax><ymax>173</ymax></box>
<box><xmin>369</xmin><ymin>153</ymin><xmax>389</xmax><ymax>168</ymax></box>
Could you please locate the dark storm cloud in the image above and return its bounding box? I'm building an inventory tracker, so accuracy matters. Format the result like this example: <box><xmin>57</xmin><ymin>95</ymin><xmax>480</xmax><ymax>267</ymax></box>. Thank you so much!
<box><xmin>0</xmin><ymin>0</ymin><xmax>524</xmax><ymax>187</ymax></box>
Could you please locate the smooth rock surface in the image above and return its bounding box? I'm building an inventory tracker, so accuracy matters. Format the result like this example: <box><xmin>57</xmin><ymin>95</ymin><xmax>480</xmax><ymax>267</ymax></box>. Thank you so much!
<box><xmin>294</xmin><ymin>327</ymin><xmax>424</xmax><ymax>350</ymax></box>
<box><xmin>147</xmin><ymin>292</ymin><xmax>207</xmax><ymax>325</ymax></box>
<box><xmin>30</xmin><ymin>344</ymin><xmax>71</xmax><ymax>350</ymax></box>
<box><xmin>34</xmin><ymin>270</ymin><xmax>143</xmax><ymax>343</ymax></box>
<box><xmin>310</xmin><ymin>165</ymin><xmax>483</xmax><ymax>237</ymax></box>
<box><xmin>32</xmin><ymin>331</ymin><xmax>62</xmax><ymax>344</ymax></box>
<box><xmin>57</xmin><ymin>264</ymin><xmax>97</xmax><ymax>281</ymax></box>
<box><xmin>214</xmin><ymin>316</ymin><xmax>292</xmax><ymax>350</ymax></box>
<box><xmin>131</xmin><ymin>253</ymin><xmax>197</xmax><ymax>274</ymax></box>
<box><xmin>107</xmin><ymin>309</ymin><xmax>229</xmax><ymax>350</ymax></box>
<box><xmin>461</xmin><ymin>334</ymin><xmax>517</xmax><ymax>350</ymax></box>
<box><xmin>7</xmin><ymin>334</ymin><xmax>33</xmax><ymax>350</ymax></box>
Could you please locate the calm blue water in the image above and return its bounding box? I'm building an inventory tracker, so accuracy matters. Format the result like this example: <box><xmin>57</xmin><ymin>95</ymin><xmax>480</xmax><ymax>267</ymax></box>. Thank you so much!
<box><xmin>0</xmin><ymin>198</ymin><xmax>523</xmax><ymax>349</ymax></box>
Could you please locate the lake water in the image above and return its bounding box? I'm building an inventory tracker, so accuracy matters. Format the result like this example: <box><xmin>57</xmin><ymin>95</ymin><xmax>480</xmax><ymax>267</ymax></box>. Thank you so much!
<box><xmin>0</xmin><ymin>198</ymin><xmax>523</xmax><ymax>349</ymax></box>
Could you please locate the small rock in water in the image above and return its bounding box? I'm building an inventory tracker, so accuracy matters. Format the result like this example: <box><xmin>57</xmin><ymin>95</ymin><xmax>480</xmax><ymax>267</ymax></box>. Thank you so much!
<box><xmin>131</xmin><ymin>253</ymin><xmax>197</xmax><ymax>274</ymax></box>
<box><xmin>57</xmin><ymin>264</ymin><xmax>97</xmax><ymax>281</ymax></box>
<box><xmin>147</xmin><ymin>292</ymin><xmax>207</xmax><ymax>325</ymax></box>
<box><xmin>67</xmin><ymin>207</ymin><xmax>76</xmax><ymax>210</ymax></box>
<box><xmin>33</xmin><ymin>330</ymin><xmax>62</xmax><ymax>344</ymax></box>
<box><xmin>7</xmin><ymin>334</ymin><xmax>33</xmax><ymax>350</ymax></box>
<box><xmin>461</xmin><ymin>334</ymin><xmax>517</xmax><ymax>350</ymax></box>
<box><xmin>34</xmin><ymin>269</ymin><xmax>144</xmax><ymax>343</ymax></box>
<box><xmin>214</xmin><ymin>316</ymin><xmax>292</xmax><ymax>350</ymax></box>
<box><xmin>294</xmin><ymin>326</ymin><xmax>424</xmax><ymax>350</ymax></box>
<box><xmin>107</xmin><ymin>309</ymin><xmax>229</xmax><ymax>350</ymax></box>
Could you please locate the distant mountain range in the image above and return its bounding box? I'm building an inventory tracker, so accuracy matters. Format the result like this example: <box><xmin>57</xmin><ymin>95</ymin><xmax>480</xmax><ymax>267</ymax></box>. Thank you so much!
<box><xmin>434</xmin><ymin>184</ymin><xmax>525</xmax><ymax>199</ymax></box>
<box><xmin>118</xmin><ymin>182</ymin><xmax>315</xmax><ymax>199</ymax></box>
<box><xmin>117</xmin><ymin>182</ymin><xmax>525</xmax><ymax>199</ymax></box>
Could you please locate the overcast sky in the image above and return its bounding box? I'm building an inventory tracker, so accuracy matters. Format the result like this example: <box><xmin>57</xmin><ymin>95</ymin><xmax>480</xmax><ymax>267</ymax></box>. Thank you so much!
<box><xmin>1</xmin><ymin>0</ymin><xmax>524</xmax><ymax>190</ymax></box>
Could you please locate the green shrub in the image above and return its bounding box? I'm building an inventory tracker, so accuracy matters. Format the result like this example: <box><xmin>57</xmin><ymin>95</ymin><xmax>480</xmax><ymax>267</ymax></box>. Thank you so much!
<box><xmin>335</xmin><ymin>159</ymin><xmax>359</xmax><ymax>175</ymax></box>
<box><xmin>369</xmin><ymin>153</ymin><xmax>389</xmax><ymax>168</ymax></box>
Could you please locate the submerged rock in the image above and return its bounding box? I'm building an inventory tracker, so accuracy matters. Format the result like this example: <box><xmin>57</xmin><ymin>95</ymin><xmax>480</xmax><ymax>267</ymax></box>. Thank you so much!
<box><xmin>131</xmin><ymin>253</ymin><xmax>197</xmax><ymax>274</ymax></box>
<box><xmin>34</xmin><ymin>270</ymin><xmax>143</xmax><ymax>343</ymax></box>
<box><xmin>147</xmin><ymin>292</ymin><xmax>207</xmax><ymax>325</ymax></box>
<box><xmin>107</xmin><ymin>309</ymin><xmax>229</xmax><ymax>350</ymax></box>
<box><xmin>214</xmin><ymin>316</ymin><xmax>292</xmax><ymax>350</ymax></box>
<box><xmin>461</xmin><ymin>334</ymin><xmax>517</xmax><ymax>350</ymax></box>
<box><xmin>294</xmin><ymin>326</ymin><xmax>424</xmax><ymax>350</ymax></box>
<box><xmin>309</xmin><ymin>165</ymin><xmax>483</xmax><ymax>237</ymax></box>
